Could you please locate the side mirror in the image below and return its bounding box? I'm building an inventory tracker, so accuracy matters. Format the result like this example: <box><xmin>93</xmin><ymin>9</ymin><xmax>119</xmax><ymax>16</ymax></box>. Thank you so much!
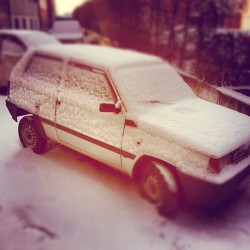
<box><xmin>99</xmin><ymin>103</ymin><xmax>121</xmax><ymax>113</ymax></box>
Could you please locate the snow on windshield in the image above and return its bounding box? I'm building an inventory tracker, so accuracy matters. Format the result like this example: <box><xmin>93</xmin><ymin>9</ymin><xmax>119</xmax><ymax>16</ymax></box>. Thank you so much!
<box><xmin>112</xmin><ymin>63</ymin><xmax>196</xmax><ymax>113</ymax></box>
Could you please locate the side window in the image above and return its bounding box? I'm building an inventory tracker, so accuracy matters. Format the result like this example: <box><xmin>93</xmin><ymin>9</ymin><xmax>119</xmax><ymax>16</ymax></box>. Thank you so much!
<box><xmin>64</xmin><ymin>62</ymin><xmax>116</xmax><ymax>103</ymax></box>
<box><xmin>24</xmin><ymin>54</ymin><xmax>62</xmax><ymax>86</ymax></box>
<box><xmin>1</xmin><ymin>37</ymin><xmax>25</xmax><ymax>57</ymax></box>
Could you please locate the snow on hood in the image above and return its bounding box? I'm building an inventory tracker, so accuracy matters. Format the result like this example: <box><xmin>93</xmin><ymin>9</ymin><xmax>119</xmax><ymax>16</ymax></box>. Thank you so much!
<box><xmin>137</xmin><ymin>98</ymin><xmax>250</xmax><ymax>158</ymax></box>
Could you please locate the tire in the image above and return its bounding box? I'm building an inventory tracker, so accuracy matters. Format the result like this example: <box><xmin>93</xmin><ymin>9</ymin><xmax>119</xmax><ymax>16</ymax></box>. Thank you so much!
<box><xmin>139</xmin><ymin>161</ymin><xmax>179</xmax><ymax>216</ymax></box>
<box><xmin>18</xmin><ymin>116</ymin><xmax>47</xmax><ymax>154</ymax></box>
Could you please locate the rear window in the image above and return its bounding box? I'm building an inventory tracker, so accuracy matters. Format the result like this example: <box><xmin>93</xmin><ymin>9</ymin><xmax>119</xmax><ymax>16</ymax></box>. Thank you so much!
<box><xmin>24</xmin><ymin>54</ymin><xmax>63</xmax><ymax>85</ymax></box>
<box><xmin>1</xmin><ymin>37</ymin><xmax>25</xmax><ymax>57</ymax></box>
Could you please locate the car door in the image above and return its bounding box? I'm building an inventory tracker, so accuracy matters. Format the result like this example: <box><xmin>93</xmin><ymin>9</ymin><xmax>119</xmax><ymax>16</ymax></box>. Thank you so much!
<box><xmin>19</xmin><ymin>53</ymin><xmax>63</xmax><ymax>141</ymax></box>
<box><xmin>0</xmin><ymin>35</ymin><xmax>26</xmax><ymax>88</ymax></box>
<box><xmin>56</xmin><ymin>60</ymin><xmax>126</xmax><ymax>168</ymax></box>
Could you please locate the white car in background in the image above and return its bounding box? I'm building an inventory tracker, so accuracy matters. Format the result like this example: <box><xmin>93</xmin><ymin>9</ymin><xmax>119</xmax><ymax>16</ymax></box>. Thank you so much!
<box><xmin>6</xmin><ymin>45</ymin><xmax>250</xmax><ymax>215</ymax></box>
<box><xmin>49</xmin><ymin>20</ymin><xmax>84</xmax><ymax>44</ymax></box>
<box><xmin>0</xmin><ymin>29</ymin><xmax>60</xmax><ymax>91</ymax></box>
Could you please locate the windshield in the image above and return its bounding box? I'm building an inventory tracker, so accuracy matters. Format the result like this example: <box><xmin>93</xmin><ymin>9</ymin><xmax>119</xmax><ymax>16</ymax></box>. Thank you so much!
<box><xmin>112</xmin><ymin>63</ymin><xmax>196</xmax><ymax>113</ymax></box>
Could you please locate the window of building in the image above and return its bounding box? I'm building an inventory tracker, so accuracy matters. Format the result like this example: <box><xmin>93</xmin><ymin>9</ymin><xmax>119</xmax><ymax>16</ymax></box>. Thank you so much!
<box><xmin>30</xmin><ymin>19</ymin><xmax>34</xmax><ymax>30</ymax></box>
<box><xmin>22</xmin><ymin>18</ymin><xmax>27</xmax><ymax>29</ymax></box>
<box><xmin>34</xmin><ymin>19</ymin><xmax>38</xmax><ymax>30</ymax></box>
<box><xmin>14</xmin><ymin>18</ymin><xmax>20</xmax><ymax>29</ymax></box>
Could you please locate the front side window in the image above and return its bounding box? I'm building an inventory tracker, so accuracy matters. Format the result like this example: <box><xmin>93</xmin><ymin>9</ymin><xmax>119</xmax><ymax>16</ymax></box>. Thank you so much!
<box><xmin>24</xmin><ymin>54</ymin><xmax>63</xmax><ymax>86</ymax></box>
<box><xmin>64</xmin><ymin>62</ymin><xmax>116</xmax><ymax>103</ymax></box>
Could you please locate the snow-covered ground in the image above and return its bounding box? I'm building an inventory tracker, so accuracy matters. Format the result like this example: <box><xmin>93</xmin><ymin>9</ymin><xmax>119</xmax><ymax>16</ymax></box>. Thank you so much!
<box><xmin>1</xmin><ymin>94</ymin><xmax>250</xmax><ymax>250</ymax></box>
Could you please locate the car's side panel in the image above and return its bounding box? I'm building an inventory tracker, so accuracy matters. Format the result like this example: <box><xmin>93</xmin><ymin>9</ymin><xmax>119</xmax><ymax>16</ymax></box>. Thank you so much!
<box><xmin>8</xmin><ymin>52</ymin><xmax>63</xmax><ymax>140</ymax></box>
<box><xmin>56</xmin><ymin>125</ymin><xmax>125</xmax><ymax>169</ymax></box>
<box><xmin>40</xmin><ymin>117</ymin><xmax>59</xmax><ymax>142</ymax></box>
<box><xmin>55</xmin><ymin>61</ymin><xmax>126</xmax><ymax>168</ymax></box>
<box><xmin>122</xmin><ymin>124</ymin><xmax>210</xmax><ymax>178</ymax></box>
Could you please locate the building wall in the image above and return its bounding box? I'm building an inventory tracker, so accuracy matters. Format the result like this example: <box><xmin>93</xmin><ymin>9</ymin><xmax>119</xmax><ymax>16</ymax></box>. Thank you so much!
<box><xmin>0</xmin><ymin>0</ymin><xmax>10</xmax><ymax>28</ymax></box>
<box><xmin>9</xmin><ymin>0</ymin><xmax>40</xmax><ymax>29</ymax></box>
<box><xmin>180</xmin><ymin>72</ymin><xmax>250</xmax><ymax>116</ymax></box>
<box><xmin>39</xmin><ymin>0</ymin><xmax>55</xmax><ymax>31</ymax></box>
<box><xmin>241</xmin><ymin>0</ymin><xmax>250</xmax><ymax>29</ymax></box>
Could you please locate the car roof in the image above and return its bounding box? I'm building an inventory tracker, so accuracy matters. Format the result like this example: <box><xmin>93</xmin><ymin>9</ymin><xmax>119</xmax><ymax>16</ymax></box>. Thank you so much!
<box><xmin>0</xmin><ymin>29</ymin><xmax>39</xmax><ymax>36</ymax></box>
<box><xmin>34</xmin><ymin>44</ymin><xmax>163</xmax><ymax>70</ymax></box>
<box><xmin>0</xmin><ymin>29</ymin><xmax>60</xmax><ymax>47</ymax></box>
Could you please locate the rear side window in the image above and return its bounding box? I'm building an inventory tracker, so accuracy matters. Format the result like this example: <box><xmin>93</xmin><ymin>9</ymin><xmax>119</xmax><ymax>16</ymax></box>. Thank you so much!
<box><xmin>24</xmin><ymin>54</ymin><xmax>62</xmax><ymax>85</ymax></box>
<box><xmin>1</xmin><ymin>37</ymin><xmax>25</xmax><ymax>57</ymax></box>
<box><xmin>63</xmin><ymin>62</ymin><xmax>116</xmax><ymax>102</ymax></box>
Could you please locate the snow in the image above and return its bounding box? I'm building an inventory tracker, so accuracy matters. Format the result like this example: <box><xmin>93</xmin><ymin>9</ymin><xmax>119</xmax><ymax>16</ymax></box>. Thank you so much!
<box><xmin>0</xmin><ymin>29</ymin><xmax>60</xmax><ymax>48</ymax></box>
<box><xmin>24</xmin><ymin>32</ymin><xmax>61</xmax><ymax>47</ymax></box>
<box><xmin>112</xmin><ymin>63</ymin><xmax>196</xmax><ymax>113</ymax></box>
<box><xmin>137</xmin><ymin>98</ymin><xmax>250</xmax><ymax>158</ymax></box>
<box><xmin>9</xmin><ymin>51</ymin><xmax>62</xmax><ymax>121</ymax></box>
<box><xmin>2</xmin><ymin>95</ymin><xmax>250</xmax><ymax>250</ymax></box>
<box><xmin>64</xmin><ymin>64</ymin><xmax>115</xmax><ymax>103</ymax></box>
<box><xmin>218</xmin><ymin>87</ymin><xmax>250</xmax><ymax>106</ymax></box>
<box><xmin>35</xmin><ymin>44</ymin><xmax>163</xmax><ymax>69</ymax></box>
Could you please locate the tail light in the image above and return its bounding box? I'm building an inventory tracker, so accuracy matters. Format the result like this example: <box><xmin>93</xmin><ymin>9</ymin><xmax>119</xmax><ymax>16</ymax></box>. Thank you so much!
<box><xmin>208</xmin><ymin>158</ymin><xmax>220</xmax><ymax>173</ymax></box>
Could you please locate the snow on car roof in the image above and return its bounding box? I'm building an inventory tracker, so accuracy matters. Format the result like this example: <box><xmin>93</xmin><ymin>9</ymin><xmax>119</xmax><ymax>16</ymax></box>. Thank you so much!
<box><xmin>0</xmin><ymin>29</ymin><xmax>60</xmax><ymax>47</ymax></box>
<box><xmin>0</xmin><ymin>29</ymin><xmax>38</xmax><ymax>36</ymax></box>
<box><xmin>35</xmin><ymin>44</ymin><xmax>163</xmax><ymax>69</ymax></box>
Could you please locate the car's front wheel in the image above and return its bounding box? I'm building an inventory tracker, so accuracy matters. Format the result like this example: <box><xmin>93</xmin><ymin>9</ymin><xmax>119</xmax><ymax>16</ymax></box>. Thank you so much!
<box><xmin>139</xmin><ymin>161</ymin><xmax>179</xmax><ymax>216</ymax></box>
<box><xmin>18</xmin><ymin>116</ymin><xmax>47</xmax><ymax>154</ymax></box>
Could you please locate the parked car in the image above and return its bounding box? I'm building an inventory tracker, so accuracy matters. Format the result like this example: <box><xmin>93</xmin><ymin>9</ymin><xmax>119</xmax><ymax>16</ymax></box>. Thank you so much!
<box><xmin>0</xmin><ymin>29</ymin><xmax>60</xmax><ymax>91</ymax></box>
<box><xmin>6</xmin><ymin>45</ymin><xmax>250</xmax><ymax>215</ymax></box>
<box><xmin>49</xmin><ymin>20</ymin><xmax>84</xmax><ymax>44</ymax></box>
<box><xmin>83</xmin><ymin>29</ymin><xmax>113</xmax><ymax>46</ymax></box>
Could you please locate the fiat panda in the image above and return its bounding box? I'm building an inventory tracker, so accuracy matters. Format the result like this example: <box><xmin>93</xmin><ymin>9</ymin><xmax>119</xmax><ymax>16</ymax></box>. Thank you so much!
<box><xmin>6</xmin><ymin>45</ymin><xmax>250</xmax><ymax>215</ymax></box>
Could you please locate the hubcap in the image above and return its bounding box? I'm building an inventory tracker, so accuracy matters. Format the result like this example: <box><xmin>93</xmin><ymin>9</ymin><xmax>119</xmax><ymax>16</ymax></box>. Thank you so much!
<box><xmin>21</xmin><ymin>124</ymin><xmax>36</xmax><ymax>148</ymax></box>
<box><xmin>143</xmin><ymin>174</ymin><xmax>162</xmax><ymax>203</ymax></box>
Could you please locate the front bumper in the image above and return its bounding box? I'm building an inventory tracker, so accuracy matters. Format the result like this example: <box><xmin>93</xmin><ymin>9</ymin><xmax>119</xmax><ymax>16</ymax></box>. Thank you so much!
<box><xmin>178</xmin><ymin>160</ymin><xmax>250</xmax><ymax>210</ymax></box>
<box><xmin>6</xmin><ymin>99</ymin><xmax>29</xmax><ymax>121</ymax></box>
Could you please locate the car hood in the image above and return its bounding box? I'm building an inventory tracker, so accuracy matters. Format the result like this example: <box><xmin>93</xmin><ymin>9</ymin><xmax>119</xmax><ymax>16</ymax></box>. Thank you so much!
<box><xmin>136</xmin><ymin>98</ymin><xmax>250</xmax><ymax>158</ymax></box>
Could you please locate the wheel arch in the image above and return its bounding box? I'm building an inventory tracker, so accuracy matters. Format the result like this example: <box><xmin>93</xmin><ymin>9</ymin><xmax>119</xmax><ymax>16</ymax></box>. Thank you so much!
<box><xmin>21</xmin><ymin>115</ymin><xmax>47</xmax><ymax>140</ymax></box>
<box><xmin>132</xmin><ymin>155</ymin><xmax>184</xmax><ymax>197</ymax></box>
<box><xmin>6</xmin><ymin>101</ymin><xmax>47</xmax><ymax>140</ymax></box>
<box><xmin>132</xmin><ymin>155</ymin><xmax>176</xmax><ymax>180</ymax></box>
<box><xmin>6</xmin><ymin>100</ymin><xmax>29</xmax><ymax>122</ymax></box>
<box><xmin>18</xmin><ymin>115</ymin><xmax>47</xmax><ymax>154</ymax></box>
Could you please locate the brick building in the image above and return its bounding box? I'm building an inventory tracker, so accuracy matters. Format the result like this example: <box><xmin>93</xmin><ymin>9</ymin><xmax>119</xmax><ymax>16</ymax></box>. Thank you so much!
<box><xmin>0</xmin><ymin>0</ymin><xmax>55</xmax><ymax>30</ymax></box>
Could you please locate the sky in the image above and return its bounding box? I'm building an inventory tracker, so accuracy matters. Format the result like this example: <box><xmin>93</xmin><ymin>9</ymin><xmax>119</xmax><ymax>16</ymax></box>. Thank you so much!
<box><xmin>54</xmin><ymin>0</ymin><xmax>87</xmax><ymax>16</ymax></box>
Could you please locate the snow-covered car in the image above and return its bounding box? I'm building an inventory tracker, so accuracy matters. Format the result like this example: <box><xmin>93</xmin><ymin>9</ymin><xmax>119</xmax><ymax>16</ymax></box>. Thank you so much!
<box><xmin>0</xmin><ymin>29</ymin><xmax>60</xmax><ymax>90</ymax></box>
<box><xmin>49</xmin><ymin>20</ymin><xmax>84</xmax><ymax>44</ymax></box>
<box><xmin>6</xmin><ymin>45</ymin><xmax>250</xmax><ymax>215</ymax></box>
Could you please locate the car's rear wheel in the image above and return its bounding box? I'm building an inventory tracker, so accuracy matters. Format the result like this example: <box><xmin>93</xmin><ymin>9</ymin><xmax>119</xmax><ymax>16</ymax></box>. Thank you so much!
<box><xmin>139</xmin><ymin>161</ymin><xmax>179</xmax><ymax>216</ymax></box>
<box><xmin>18</xmin><ymin>116</ymin><xmax>47</xmax><ymax>154</ymax></box>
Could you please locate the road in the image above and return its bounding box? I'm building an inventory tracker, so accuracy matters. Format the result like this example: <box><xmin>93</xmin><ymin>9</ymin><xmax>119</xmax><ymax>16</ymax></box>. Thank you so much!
<box><xmin>1</xmin><ymin>94</ymin><xmax>250</xmax><ymax>250</ymax></box>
